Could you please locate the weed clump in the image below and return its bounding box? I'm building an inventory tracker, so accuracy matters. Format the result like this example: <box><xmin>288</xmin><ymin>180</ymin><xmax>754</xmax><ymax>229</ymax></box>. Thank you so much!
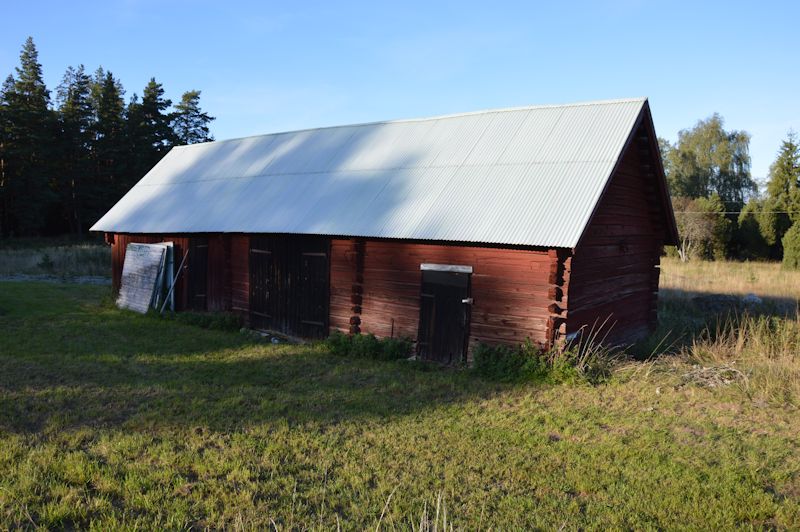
<box><xmin>472</xmin><ymin>339</ymin><xmax>548</xmax><ymax>382</ymax></box>
<box><xmin>326</xmin><ymin>331</ymin><xmax>413</xmax><ymax>361</ymax></box>
<box><xmin>473</xmin><ymin>336</ymin><xmax>619</xmax><ymax>384</ymax></box>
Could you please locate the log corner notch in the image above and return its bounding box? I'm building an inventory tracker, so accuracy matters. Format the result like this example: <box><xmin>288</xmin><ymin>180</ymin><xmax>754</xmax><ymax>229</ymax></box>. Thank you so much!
<box><xmin>545</xmin><ymin>248</ymin><xmax>572</xmax><ymax>349</ymax></box>
<box><xmin>349</xmin><ymin>238</ymin><xmax>366</xmax><ymax>334</ymax></box>
<box><xmin>649</xmin><ymin>253</ymin><xmax>661</xmax><ymax>330</ymax></box>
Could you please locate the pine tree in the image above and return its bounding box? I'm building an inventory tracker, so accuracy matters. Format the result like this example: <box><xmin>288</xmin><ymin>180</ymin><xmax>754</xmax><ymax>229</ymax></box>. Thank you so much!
<box><xmin>56</xmin><ymin>65</ymin><xmax>94</xmax><ymax>234</ymax></box>
<box><xmin>736</xmin><ymin>198</ymin><xmax>770</xmax><ymax>259</ymax></box>
<box><xmin>766</xmin><ymin>131</ymin><xmax>800</xmax><ymax>223</ymax></box>
<box><xmin>0</xmin><ymin>76</ymin><xmax>12</xmax><ymax>236</ymax></box>
<box><xmin>0</xmin><ymin>37</ymin><xmax>56</xmax><ymax>236</ymax></box>
<box><xmin>89</xmin><ymin>68</ymin><xmax>127</xmax><ymax>220</ymax></box>
<box><xmin>748</xmin><ymin>131</ymin><xmax>800</xmax><ymax>259</ymax></box>
<box><xmin>782</xmin><ymin>221</ymin><xmax>800</xmax><ymax>270</ymax></box>
<box><xmin>126</xmin><ymin>78</ymin><xmax>175</xmax><ymax>185</ymax></box>
<box><xmin>172</xmin><ymin>90</ymin><xmax>214</xmax><ymax>145</ymax></box>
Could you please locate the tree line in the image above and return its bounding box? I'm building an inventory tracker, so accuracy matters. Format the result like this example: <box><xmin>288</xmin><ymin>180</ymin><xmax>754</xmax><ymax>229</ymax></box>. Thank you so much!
<box><xmin>0</xmin><ymin>37</ymin><xmax>214</xmax><ymax>237</ymax></box>
<box><xmin>1</xmin><ymin>38</ymin><xmax>799</xmax><ymax>267</ymax></box>
<box><xmin>659</xmin><ymin>113</ymin><xmax>800</xmax><ymax>268</ymax></box>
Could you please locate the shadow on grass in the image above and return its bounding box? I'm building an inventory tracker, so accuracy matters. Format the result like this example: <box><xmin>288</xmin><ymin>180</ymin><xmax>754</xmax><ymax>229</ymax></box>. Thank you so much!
<box><xmin>0</xmin><ymin>350</ymin><xmax>502</xmax><ymax>435</ymax></box>
<box><xmin>0</xmin><ymin>284</ymin><xmax>503</xmax><ymax>434</ymax></box>
<box><xmin>7</xmin><ymin>283</ymin><xmax>795</xmax><ymax>434</ymax></box>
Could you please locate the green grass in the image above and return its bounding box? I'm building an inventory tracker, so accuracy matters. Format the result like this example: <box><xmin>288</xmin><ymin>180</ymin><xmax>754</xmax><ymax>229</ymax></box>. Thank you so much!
<box><xmin>1</xmin><ymin>282</ymin><xmax>799</xmax><ymax>529</ymax></box>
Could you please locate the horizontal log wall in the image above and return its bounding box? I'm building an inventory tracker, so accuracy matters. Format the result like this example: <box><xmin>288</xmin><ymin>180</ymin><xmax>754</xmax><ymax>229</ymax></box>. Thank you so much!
<box><xmin>330</xmin><ymin>238</ymin><xmax>361</xmax><ymax>334</ymax></box>
<box><xmin>567</xmin><ymin>126</ymin><xmax>665</xmax><ymax>345</ymax></box>
<box><xmin>354</xmin><ymin>241</ymin><xmax>559</xmax><ymax>350</ymax></box>
<box><xmin>110</xmin><ymin>234</ymin><xmax>565</xmax><ymax>350</ymax></box>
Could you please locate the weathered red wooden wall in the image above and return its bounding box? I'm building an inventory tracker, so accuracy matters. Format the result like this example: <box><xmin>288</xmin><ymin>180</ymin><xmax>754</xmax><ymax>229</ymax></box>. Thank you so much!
<box><xmin>111</xmin><ymin>233</ymin><xmax>567</xmax><ymax>348</ymax></box>
<box><xmin>330</xmin><ymin>238</ymin><xmax>359</xmax><ymax>334</ymax></box>
<box><xmin>108</xmin><ymin>192</ymin><xmax>662</xmax><ymax>351</ymax></box>
<box><xmin>350</xmin><ymin>241</ymin><xmax>562</xmax><ymax>350</ymax></box>
<box><xmin>206</xmin><ymin>235</ymin><xmax>229</xmax><ymax>312</ymax></box>
<box><xmin>567</xmin><ymin>124</ymin><xmax>666</xmax><ymax>345</ymax></box>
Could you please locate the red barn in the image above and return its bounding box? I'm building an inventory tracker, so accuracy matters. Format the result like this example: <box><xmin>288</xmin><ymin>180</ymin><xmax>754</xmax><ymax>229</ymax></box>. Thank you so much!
<box><xmin>92</xmin><ymin>98</ymin><xmax>678</xmax><ymax>363</ymax></box>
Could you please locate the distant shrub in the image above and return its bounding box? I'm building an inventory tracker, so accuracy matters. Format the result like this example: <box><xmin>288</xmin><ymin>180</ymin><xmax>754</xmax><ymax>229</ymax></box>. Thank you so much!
<box><xmin>164</xmin><ymin>311</ymin><xmax>243</xmax><ymax>332</ymax></box>
<box><xmin>326</xmin><ymin>331</ymin><xmax>413</xmax><ymax>360</ymax></box>
<box><xmin>782</xmin><ymin>221</ymin><xmax>800</xmax><ymax>270</ymax></box>
<box><xmin>37</xmin><ymin>252</ymin><xmax>55</xmax><ymax>272</ymax></box>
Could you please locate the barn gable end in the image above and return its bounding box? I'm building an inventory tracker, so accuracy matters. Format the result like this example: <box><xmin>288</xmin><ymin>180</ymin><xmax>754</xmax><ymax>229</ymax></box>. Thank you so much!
<box><xmin>566</xmin><ymin>103</ymin><xmax>677</xmax><ymax>345</ymax></box>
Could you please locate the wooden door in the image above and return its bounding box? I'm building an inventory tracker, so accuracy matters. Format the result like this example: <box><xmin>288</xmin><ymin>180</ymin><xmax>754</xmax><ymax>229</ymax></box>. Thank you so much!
<box><xmin>249</xmin><ymin>235</ymin><xmax>330</xmax><ymax>338</ymax></box>
<box><xmin>187</xmin><ymin>237</ymin><xmax>209</xmax><ymax>311</ymax></box>
<box><xmin>417</xmin><ymin>270</ymin><xmax>471</xmax><ymax>364</ymax></box>
<box><xmin>291</xmin><ymin>237</ymin><xmax>330</xmax><ymax>339</ymax></box>
<box><xmin>249</xmin><ymin>235</ymin><xmax>280</xmax><ymax>330</ymax></box>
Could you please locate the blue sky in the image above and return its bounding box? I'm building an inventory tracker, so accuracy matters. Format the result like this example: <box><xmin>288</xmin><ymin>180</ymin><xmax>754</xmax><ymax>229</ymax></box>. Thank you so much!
<box><xmin>2</xmin><ymin>0</ymin><xmax>798</xmax><ymax>181</ymax></box>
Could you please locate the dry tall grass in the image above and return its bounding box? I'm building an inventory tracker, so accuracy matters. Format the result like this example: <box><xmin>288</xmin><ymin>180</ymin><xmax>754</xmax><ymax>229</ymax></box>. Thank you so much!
<box><xmin>657</xmin><ymin>258</ymin><xmax>800</xmax><ymax>406</ymax></box>
<box><xmin>660</xmin><ymin>256</ymin><xmax>800</xmax><ymax>300</ymax></box>
<box><xmin>0</xmin><ymin>244</ymin><xmax>110</xmax><ymax>278</ymax></box>
<box><xmin>685</xmin><ymin>314</ymin><xmax>800</xmax><ymax>405</ymax></box>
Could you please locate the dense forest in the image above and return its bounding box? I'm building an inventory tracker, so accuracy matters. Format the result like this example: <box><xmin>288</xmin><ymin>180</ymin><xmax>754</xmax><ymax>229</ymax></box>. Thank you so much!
<box><xmin>0</xmin><ymin>37</ymin><xmax>214</xmax><ymax>237</ymax></box>
<box><xmin>1</xmin><ymin>38</ymin><xmax>799</xmax><ymax>266</ymax></box>
<box><xmin>660</xmin><ymin>116</ymin><xmax>800</xmax><ymax>268</ymax></box>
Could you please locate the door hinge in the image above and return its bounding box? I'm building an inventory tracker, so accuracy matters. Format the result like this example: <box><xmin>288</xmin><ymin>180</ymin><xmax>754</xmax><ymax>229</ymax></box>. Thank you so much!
<box><xmin>461</xmin><ymin>297</ymin><xmax>473</xmax><ymax>305</ymax></box>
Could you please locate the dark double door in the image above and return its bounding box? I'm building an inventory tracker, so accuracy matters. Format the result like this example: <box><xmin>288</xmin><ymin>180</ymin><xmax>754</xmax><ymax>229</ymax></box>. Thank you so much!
<box><xmin>249</xmin><ymin>235</ymin><xmax>330</xmax><ymax>339</ymax></box>
<box><xmin>417</xmin><ymin>269</ymin><xmax>471</xmax><ymax>364</ymax></box>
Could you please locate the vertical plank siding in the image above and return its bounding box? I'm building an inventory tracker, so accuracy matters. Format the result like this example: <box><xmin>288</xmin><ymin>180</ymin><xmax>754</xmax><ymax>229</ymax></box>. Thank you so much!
<box><xmin>207</xmin><ymin>235</ymin><xmax>229</xmax><ymax>312</ymax></box>
<box><xmin>229</xmin><ymin>235</ymin><xmax>250</xmax><ymax>318</ymax></box>
<box><xmin>567</xmin><ymin>125</ymin><xmax>666</xmax><ymax>345</ymax></box>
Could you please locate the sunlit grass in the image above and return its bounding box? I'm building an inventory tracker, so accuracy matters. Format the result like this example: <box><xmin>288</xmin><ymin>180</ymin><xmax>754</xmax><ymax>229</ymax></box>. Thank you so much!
<box><xmin>660</xmin><ymin>256</ymin><xmax>800</xmax><ymax>300</ymax></box>
<box><xmin>1</xmin><ymin>281</ymin><xmax>799</xmax><ymax>528</ymax></box>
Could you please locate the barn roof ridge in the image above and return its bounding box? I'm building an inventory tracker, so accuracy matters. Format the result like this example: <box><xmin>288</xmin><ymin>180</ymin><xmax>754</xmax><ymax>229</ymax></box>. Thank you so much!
<box><xmin>174</xmin><ymin>97</ymin><xmax>649</xmax><ymax>148</ymax></box>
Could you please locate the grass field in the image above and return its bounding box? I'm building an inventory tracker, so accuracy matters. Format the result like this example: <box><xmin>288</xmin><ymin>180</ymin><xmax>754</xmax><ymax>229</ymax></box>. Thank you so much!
<box><xmin>0</xmin><ymin>242</ymin><xmax>109</xmax><ymax>279</ymax></box>
<box><xmin>0</xmin><ymin>259</ymin><xmax>799</xmax><ymax>529</ymax></box>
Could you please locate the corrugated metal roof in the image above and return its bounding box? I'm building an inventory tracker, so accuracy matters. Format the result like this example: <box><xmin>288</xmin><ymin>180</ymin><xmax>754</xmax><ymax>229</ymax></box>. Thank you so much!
<box><xmin>91</xmin><ymin>97</ymin><xmax>648</xmax><ymax>248</ymax></box>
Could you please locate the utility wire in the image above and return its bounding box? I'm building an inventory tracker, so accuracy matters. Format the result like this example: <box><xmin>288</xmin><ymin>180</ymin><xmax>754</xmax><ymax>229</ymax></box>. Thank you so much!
<box><xmin>674</xmin><ymin>211</ymin><xmax>800</xmax><ymax>214</ymax></box>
